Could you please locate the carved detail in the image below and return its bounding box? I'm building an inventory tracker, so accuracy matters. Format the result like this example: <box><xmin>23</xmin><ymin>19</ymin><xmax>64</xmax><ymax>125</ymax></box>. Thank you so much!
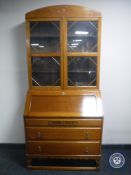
<box><xmin>48</xmin><ymin>121</ymin><xmax>78</xmax><ymax>126</ymax></box>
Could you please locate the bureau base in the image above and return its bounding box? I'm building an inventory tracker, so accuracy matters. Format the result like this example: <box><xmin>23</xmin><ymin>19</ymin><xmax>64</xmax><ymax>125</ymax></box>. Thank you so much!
<box><xmin>24</xmin><ymin>91</ymin><xmax>103</xmax><ymax>171</ymax></box>
<box><xmin>26</xmin><ymin>157</ymin><xmax>100</xmax><ymax>170</ymax></box>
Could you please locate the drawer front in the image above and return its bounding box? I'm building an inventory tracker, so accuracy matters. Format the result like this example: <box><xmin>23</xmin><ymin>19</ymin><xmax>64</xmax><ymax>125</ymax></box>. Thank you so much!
<box><xmin>27</xmin><ymin>141</ymin><xmax>100</xmax><ymax>155</ymax></box>
<box><xmin>25</xmin><ymin>118</ymin><xmax>102</xmax><ymax>127</ymax></box>
<box><xmin>26</xmin><ymin>127</ymin><xmax>101</xmax><ymax>141</ymax></box>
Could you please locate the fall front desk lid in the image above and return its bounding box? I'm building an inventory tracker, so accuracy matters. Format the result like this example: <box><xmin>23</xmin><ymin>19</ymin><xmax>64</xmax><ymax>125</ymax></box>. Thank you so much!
<box><xmin>25</xmin><ymin>94</ymin><xmax>103</xmax><ymax>117</ymax></box>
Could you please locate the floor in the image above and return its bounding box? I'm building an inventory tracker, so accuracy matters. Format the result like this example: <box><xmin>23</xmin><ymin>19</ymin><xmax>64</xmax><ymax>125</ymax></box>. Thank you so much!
<box><xmin>0</xmin><ymin>145</ymin><xmax>131</xmax><ymax>175</ymax></box>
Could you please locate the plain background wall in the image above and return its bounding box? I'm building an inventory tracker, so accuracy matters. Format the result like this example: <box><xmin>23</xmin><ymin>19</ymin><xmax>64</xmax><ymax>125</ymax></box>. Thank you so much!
<box><xmin>0</xmin><ymin>0</ymin><xmax>131</xmax><ymax>144</ymax></box>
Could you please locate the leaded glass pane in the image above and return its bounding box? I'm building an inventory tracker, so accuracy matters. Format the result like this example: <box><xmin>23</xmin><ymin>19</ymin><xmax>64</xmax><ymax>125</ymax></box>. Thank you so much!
<box><xmin>30</xmin><ymin>21</ymin><xmax>60</xmax><ymax>53</ymax></box>
<box><xmin>68</xmin><ymin>57</ymin><xmax>97</xmax><ymax>86</ymax></box>
<box><xmin>32</xmin><ymin>57</ymin><xmax>60</xmax><ymax>86</ymax></box>
<box><xmin>68</xmin><ymin>21</ymin><xmax>98</xmax><ymax>52</ymax></box>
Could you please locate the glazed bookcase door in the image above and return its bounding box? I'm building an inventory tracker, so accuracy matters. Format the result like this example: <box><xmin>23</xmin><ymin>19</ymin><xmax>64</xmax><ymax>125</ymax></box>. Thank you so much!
<box><xmin>27</xmin><ymin>18</ymin><xmax>100</xmax><ymax>89</ymax></box>
<box><xmin>29</xmin><ymin>20</ymin><xmax>62</xmax><ymax>88</ymax></box>
<box><xmin>66</xmin><ymin>20</ymin><xmax>99</xmax><ymax>88</ymax></box>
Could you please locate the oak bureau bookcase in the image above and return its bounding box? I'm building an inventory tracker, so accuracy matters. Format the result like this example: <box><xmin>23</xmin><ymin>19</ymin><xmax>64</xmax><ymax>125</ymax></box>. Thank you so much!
<box><xmin>24</xmin><ymin>5</ymin><xmax>103</xmax><ymax>170</ymax></box>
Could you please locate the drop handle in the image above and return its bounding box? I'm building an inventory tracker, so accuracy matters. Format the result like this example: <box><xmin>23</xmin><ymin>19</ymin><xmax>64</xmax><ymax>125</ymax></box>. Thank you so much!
<box><xmin>37</xmin><ymin>146</ymin><xmax>42</xmax><ymax>153</ymax></box>
<box><xmin>36</xmin><ymin>132</ymin><xmax>42</xmax><ymax>139</ymax></box>
<box><xmin>85</xmin><ymin>147</ymin><xmax>89</xmax><ymax>153</ymax></box>
<box><xmin>85</xmin><ymin>133</ymin><xmax>89</xmax><ymax>139</ymax></box>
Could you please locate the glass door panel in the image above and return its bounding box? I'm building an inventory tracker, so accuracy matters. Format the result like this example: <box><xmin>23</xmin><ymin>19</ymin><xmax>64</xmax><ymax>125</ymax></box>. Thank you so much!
<box><xmin>32</xmin><ymin>57</ymin><xmax>60</xmax><ymax>86</ymax></box>
<box><xmin>68</xmin><ymin>21</ymin><xmax>98</xmax><ymax>52</ymax></box>
<box><xmin>30</xmin><ymin>21</ymin><xmax>60</xmax><ymax>53</ymax></box>
<box><xmin>68</xmin><ymin>57</ymin><xmax>97</xmax><ymax>86</ymax></box>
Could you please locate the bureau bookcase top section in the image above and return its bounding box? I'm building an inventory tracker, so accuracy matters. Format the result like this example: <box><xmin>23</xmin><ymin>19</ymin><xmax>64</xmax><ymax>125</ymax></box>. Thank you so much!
<box><xmin>26</xmin><ymin>5</ymin><xmax>101</xmax><ymax>90</ymax></box>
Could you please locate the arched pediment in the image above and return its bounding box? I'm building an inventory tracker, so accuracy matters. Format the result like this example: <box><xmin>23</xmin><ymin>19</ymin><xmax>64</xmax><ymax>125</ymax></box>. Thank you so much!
<box><xmin>26</xmin><ymin>5</ymin><xmax>101</xmax><ymax>19</ymax></box>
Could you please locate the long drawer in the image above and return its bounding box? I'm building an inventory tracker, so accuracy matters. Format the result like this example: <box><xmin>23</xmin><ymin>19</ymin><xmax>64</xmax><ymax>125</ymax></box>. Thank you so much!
<box><xmin>26</xmin><ymin>127</ymin><xmax>101</xmax><ymax>141</ymax></box>
<box><xmin>25</xmin><ymin>118</ymin><xmax>102</xmax><ymax>127</ymax></box>
<box><xmin>27</xmin><ymin>141</ymin><xmax>100</xmax><ymax>155</ymax></box>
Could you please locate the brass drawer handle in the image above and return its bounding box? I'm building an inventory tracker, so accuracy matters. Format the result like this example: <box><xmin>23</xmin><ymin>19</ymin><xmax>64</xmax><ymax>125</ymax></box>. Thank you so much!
<box><xmin>85</xmin><ymin>133</ymin><xmax>89</xmax><ymax>139</ymax></box>
<box><xmin>85</xmin><ymin>147</ymin><xmax>89</xmax><ymax>153</ymax></box>
<box><xmin>36</xmin><ymin>132</ymin><xmax>42</xmax><ymax>139</ymax></box>
<box><xmin>37</xmin><ymin>146</ymin><xmax>42</xmax><ymax>153</ymax></box>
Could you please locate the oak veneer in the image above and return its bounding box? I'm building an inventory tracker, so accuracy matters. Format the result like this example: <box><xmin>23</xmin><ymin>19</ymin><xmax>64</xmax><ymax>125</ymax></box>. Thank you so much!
<box><xmin>24</xmin><ymin>5</ymin><xmax>103</xmax><ymax>170</ymax></box>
